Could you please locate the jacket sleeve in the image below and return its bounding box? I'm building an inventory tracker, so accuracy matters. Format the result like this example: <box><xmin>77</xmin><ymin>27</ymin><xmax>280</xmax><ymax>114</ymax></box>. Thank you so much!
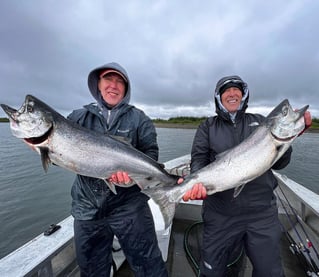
<box><xmin>67</xmin><ymin>108</ymin><xmax>86</xmax><ymax>124</ymax></box>
<box><xmin>271</xmin><ymin>146</ymin><xmax>292</xmax><ymax>170</ymax></box>
<box><xmin>190</xmin><ymin>120</ymin><xmax>211</xmax><ymax>173</ymax></box>
<box><xmin>136</xmin><ymin>113</ymin><xmax>159</xmax><ymax>161</ymax></box>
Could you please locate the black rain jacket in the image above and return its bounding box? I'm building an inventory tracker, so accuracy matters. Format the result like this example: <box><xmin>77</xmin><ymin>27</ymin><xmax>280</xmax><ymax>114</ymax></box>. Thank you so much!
<box><xmin>191</xmin><ymin>75</ymin><xmax>292</xmax><ymax>215</ymax></box>
<box><xmin>68</xmin><ymin>62</ymin><xmax>159</xmax><ymax>220</ymax></box>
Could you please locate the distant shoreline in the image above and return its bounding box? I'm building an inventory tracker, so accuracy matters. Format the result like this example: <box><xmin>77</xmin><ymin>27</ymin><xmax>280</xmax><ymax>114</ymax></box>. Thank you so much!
<box><xmin>306</xmin><ymin>128</ymin><xmax>319</xmax><ymax>133</ymax></box>
<box><xmin>153</xmin><ymin>123</ymin><xmax>198</xmax><ymax>129</ymax></box>
<box><xmin>154</xmin><ymin>122</ymin><xmax>319</xmax><ymax>132</ymax></box>
<box><xmin>0</xmin><ymin>120</ymin><xmax>199</xmax><ymax>129</ymax></box>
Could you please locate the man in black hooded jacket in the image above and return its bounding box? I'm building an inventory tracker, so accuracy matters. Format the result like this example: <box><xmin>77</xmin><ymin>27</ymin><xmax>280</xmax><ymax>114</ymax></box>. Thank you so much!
<box><xmin>183</xmin><ymin>75</ymin><xmax>312</xmax><ymax>276</ymax></box>
<box><xmin>67</xmin><ymin>62</ymin><xmax>168</xmax><ymax>277</ymax></box>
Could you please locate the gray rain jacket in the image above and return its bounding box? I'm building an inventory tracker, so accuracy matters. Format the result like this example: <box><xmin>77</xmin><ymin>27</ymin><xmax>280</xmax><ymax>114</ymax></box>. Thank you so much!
<box><xmin>68</xmin><ymin>62</ymin><xmax>159</xmax><ymax>220</ymax></box>
<box><xmin>190</xmin><ymin>75</ymin><xmax>292</xmax><ymax>215</ymax></box>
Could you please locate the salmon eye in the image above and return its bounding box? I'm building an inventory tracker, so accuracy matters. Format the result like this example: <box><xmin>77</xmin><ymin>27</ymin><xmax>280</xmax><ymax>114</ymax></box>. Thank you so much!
<box><xmin>27</xmin><ymin>104</ymin><xmax>33</xmax><ymax>113</ymax></box>
<box><xmin>282</xmin><ymin>106</ymin><xmax>288</xmax><ymax>116</ymax></box>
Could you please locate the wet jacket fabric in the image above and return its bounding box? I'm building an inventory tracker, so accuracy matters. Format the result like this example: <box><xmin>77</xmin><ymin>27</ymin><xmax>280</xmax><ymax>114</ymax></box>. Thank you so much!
<box><xmin>68</xmin><ymin>102</ymin><xmax>158</xmax><ymax>220</ymax></box>
<box><xmin>73</xmin><ymin>200</ymin><xmax>167</xmax><ymax>277</ymax></box>
<box><xmin>68</xmin><ymin>62</ymin><xmax>167</xmax><ymax>277</ymax></box>
<box><xmin>191</xmin><ymin>75</ymin><xmax>292</xmax><ymax>215</ymax></box>
<box><xmin>68</xmin><ymin>62</ymin><xmax>159</xmax><ymax>220</ymax></box>
<box><xmin>191</xmin><ymin>76</ymin><xmax>288</xmax><ymax>276</ymax></box>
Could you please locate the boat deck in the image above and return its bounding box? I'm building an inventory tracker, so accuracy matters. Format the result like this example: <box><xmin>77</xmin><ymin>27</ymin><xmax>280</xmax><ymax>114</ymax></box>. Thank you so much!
<box><xmin>114</xmin><ymin>217</ymin><xmax>307</xmax><ymax>277</ymax></box>
<box><xmin>114</xmin><ymin>218</ymin><xmax>196</xmax><ymax>277</ymax></box>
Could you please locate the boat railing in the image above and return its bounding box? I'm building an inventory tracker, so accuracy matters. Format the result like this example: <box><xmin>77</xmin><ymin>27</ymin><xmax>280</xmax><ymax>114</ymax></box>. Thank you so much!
<box><xmin>0</xmin><ymin>215</ymin><xmax>76</xmax><ymax>277</ymax></box>
<box><xmin>273</xmin><ymin>171</ymin><xmax>319</xmax><ymax>238</ymax></box>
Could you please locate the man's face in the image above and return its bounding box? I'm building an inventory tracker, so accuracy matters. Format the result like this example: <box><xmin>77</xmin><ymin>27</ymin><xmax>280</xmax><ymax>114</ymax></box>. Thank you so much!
<box><xmin>221</xmin><ymin>87</ymin><xmax>243</xmax><ymax>113</ymax></box>
<box><xmin>98</xmin><ymin>73</ymin><xmax>126</xmax><ymax>107</ymax></box>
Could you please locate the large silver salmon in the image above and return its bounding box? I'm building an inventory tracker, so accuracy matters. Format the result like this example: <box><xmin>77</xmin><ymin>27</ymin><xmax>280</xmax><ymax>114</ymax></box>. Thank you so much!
<box><xmin>1</xmin><ymin>95</ymin><xmax>179</xmax><ymax>195</ymax></box>
<box><xmin>142</xmin><ymin>99</ymin><xmax>308</xmax><ymax>227</ymax></box>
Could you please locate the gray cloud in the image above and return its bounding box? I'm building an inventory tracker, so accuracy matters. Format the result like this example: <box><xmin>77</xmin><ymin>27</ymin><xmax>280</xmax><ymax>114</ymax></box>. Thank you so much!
<box><xmin>1</xmin><ymin>0</ymin><xmax>318</xmax><ymax>119</ymax></box>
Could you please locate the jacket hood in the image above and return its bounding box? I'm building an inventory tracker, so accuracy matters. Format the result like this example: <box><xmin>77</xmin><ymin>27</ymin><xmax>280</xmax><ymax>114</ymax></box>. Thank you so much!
<box><xmin>87</xmin><ymin>62</ymin><xmax>131</xmax><ymax>109</ymax></box>
<box><xmin>214</xmin><ymin>75</ymin><xmax>249</xmax><ymax>121</ymax></box>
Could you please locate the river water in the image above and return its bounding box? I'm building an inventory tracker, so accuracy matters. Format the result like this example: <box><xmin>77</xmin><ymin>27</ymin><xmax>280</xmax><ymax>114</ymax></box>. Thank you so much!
<box><xmin>0</xmin><ymin>124</ymin><xmax>318</xmax><ymax>258</ymax></box>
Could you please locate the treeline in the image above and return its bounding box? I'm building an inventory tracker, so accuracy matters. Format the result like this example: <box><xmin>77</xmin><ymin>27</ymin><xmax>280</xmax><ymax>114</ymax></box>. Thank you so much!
<box><xmin>152</xmin><ymin>116</ymin><xmax>319</xmax><ymax>129</ymax></box>
<box><xmin>312</xmin><ymin>118</ymin><xmax>319</xmax><ymax>128</ymax></box>
<box><xmin>153</xmin><ymin>116</ymin><xmax>207</xmax><ymax>125</ymax></box>
<box><xmin>0</xmin><ymin>118</ymin><xmax>9</xmax><ymax>122</ymax></box>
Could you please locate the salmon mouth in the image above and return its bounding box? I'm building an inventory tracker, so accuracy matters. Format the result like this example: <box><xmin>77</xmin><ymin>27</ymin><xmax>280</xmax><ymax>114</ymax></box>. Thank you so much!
<box><xmin>0</xmin><ymin>104</ymin><xmax>18</xmax><ymax>120</ymax></box>
<box><xmin>24</xmin><ymin>125</ymin><xmax>53</xmax><ymax>145</ymax></box>
<box><xmin>271</xmin><ymin>133</ymin><xmax>297</xmax><ymax>142</ymax></box>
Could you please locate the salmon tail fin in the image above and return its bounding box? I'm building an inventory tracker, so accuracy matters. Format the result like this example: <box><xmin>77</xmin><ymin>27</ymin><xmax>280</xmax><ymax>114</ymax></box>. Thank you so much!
<box><xmin>142</xmin><ymin>186</ymin><xmax>178</xmax><ymax>229</ymax></box>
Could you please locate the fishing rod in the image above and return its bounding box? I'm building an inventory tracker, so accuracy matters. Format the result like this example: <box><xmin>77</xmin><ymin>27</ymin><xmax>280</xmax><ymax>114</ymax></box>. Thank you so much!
<box><xmin>276</xmin><ymin>195</ymin><xmax>319</xmax><ymax>275</ymax></box>
<box><xmin>284</xmin><ymin>229</ymin><xmax>315</xmax><ymax>275</ymax></box>
<box><xmin>277</xmin><ymin>185</ymin><xmax>319</xmax><ymax>260</ymax></box>
<box><xmin>275</xmin><ymin>187</ymin><xmax>319</xmax><ymax>275</ymax></box>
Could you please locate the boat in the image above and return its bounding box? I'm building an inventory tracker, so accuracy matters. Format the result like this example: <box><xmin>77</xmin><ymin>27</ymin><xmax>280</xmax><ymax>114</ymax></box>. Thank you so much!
<box><xmin>0</xmin><ymin>154</ymin><xmax>318</xmax><ymax>276</ymax></box>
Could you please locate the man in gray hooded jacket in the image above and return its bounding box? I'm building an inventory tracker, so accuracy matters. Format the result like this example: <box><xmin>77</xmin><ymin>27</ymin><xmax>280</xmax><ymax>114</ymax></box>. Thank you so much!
<box><xmin>67</xmin><ymin>62</ymin><xmax>167</xmax><ymax>276</ymax></box>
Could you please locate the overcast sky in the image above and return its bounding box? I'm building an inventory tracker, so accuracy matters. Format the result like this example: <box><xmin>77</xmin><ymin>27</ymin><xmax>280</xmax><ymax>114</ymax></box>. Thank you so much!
<box><xmin>0</xmin><ymin>0</ymin><xmax>318</xmax><ymax>119</ymax></box>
